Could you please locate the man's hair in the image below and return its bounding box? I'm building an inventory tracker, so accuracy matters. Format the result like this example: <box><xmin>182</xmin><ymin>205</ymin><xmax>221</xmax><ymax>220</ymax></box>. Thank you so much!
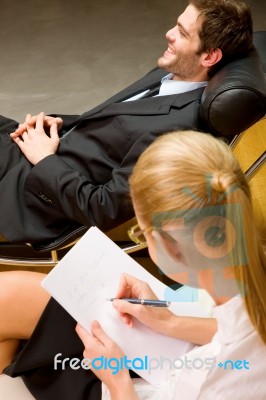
<box><xmin>189</xmin><ymin>0</ymin><xmax>254</xmax><ymax>76</ymax></box>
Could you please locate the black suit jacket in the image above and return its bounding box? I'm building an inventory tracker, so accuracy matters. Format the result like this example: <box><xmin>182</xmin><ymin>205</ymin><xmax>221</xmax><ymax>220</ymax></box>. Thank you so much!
<box><xmin>0</xmin><ymin>68</ymin><xmax>204</xmax><ymax>242</ymax></box>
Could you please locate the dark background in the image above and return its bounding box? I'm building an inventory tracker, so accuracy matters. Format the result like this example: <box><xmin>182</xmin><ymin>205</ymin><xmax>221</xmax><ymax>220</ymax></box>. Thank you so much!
<box><xmin>0</xmin><ymin>0</ymin><xmax>265</xmax><ymax>121</ymax></box>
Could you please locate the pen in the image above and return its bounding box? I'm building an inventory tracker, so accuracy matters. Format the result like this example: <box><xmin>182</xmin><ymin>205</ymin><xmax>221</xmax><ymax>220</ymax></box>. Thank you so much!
<box><xmin>107</xmin><ymin>298</ymin><xmax>171</xmax><ymax>307</ymax></box>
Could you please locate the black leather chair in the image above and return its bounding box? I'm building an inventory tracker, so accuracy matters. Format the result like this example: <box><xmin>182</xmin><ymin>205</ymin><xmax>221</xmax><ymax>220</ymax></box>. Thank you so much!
<box><xmin>1</xmin><ymin>32</ymin><xmax>266</xmax><ymax>269</ymax></box>
<box><xmin>199</xmin><ymin>43</ymin><xmax>266</xmax><ymax>137</ymax></box>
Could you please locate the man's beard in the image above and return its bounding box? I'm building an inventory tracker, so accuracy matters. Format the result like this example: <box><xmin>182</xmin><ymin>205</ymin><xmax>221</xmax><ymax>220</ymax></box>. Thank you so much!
<box><xmin>158</xmin><ymin>52</ymin><xmax>201</xmax><ymax>81</ymax></box>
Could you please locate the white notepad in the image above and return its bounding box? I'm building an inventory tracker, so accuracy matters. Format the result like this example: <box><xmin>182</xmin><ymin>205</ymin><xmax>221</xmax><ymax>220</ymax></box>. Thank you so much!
<box><xmin>41</xmin><ymin>226</ymin><xmax>213</xmax><ymax>386</ymax></box>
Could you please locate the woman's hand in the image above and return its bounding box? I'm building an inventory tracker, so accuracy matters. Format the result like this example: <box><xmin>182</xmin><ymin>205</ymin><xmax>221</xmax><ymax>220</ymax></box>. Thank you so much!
<box><xmin>112</xmin><ymin>273</ymin><xmax>174</xmax><ymax>334</ymax></box>
<box><xmin>76</xmin><ymin>321</ymin><xmax>137</xmax><ymax>399</ymax></box>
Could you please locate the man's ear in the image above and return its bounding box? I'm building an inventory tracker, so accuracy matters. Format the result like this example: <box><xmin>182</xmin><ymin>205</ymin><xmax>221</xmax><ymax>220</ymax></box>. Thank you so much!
<box><xmin>201</xmin><ymin>48</ymin><xmax>222</xmax><ymax>68</ymax></box>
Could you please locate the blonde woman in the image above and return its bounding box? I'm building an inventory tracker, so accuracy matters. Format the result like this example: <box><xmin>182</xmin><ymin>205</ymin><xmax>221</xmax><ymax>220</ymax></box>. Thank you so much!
<box><xmin>1</xmin><ymin>130</ymin><xmax>266</xmax><ymax>399</ymax></box>
<box><xmin>76</xmin><ymin>130</ymin><xmax>266</xmax><ymax>399</ymax></box>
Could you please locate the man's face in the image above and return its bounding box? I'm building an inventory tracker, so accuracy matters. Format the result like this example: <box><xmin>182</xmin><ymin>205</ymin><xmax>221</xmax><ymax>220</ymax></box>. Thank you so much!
<box><xmin>158</xmin><ymin>5</ymin><xmax>205</xmax><ymax>81</ymax></box>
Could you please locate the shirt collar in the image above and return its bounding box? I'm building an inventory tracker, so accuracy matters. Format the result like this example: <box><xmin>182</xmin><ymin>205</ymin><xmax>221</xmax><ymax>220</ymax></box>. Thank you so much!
<box><xmin>159</xmin><ymin>73</ymin><xmax>207</xmax><ymax>96</ymax></box>
<box><xmin>212</xmin><ymin>296</ymin><xmax>255</xmax><ymax>345</ymax></box>
<box><xmin>124</xmin><ymin>73</ymin><xmax>207</xmax><ymax>102</ymax></box>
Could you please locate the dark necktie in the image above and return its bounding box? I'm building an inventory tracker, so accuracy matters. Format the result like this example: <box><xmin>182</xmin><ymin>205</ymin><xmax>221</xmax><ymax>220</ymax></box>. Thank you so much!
<box><xmin>141</xmin><ymin>83</ymin><xmax>161</xmax><ymax>98</ymax></box>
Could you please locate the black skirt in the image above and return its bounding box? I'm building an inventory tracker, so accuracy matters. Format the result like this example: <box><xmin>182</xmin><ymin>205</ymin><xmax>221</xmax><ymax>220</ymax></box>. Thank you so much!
<box><xmin>4</xmin><ymin>298</ymin><xmax>102</xmax><ymax>400</ymax></box>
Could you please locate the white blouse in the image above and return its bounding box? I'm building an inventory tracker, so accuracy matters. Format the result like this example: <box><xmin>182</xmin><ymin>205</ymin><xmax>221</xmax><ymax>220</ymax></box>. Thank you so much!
<box><xmin>102</xmin><ymin>296</ymin><xmax>266</xmax><ymax>400</ymax></box>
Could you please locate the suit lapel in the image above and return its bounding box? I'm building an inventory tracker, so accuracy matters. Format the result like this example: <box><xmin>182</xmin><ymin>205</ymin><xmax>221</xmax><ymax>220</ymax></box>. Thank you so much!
<box><xmin>79</xmin><ymin>67</ymin><xmax>167</xmax><ymax>119</ymax></box>
<box><xmin>80</xmin><ymin>87</ymin><xmax>204</xmax><ymax>120</ymax></box>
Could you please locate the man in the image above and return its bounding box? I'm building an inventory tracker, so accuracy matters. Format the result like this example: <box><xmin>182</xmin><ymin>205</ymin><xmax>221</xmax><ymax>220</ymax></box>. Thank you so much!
<box><xmin>0</xmin><ymin>0</ymin><xmax>253</xmax><ymax>243</ymax></box>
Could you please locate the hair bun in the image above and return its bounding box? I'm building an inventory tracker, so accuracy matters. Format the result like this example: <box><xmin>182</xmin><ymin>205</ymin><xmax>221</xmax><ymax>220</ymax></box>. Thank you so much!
<box><xmin>211</xmin><ymin>171</ymin><xmax>236</xmax><ymax>194</ymax></box>
<box><xmin>211</xmin><ymin>172</ymin><xmax>226</xmax><ymax>193</ymax></box>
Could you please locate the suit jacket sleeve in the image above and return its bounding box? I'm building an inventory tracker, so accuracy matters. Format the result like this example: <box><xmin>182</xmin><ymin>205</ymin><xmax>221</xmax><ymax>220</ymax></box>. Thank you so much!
<box><xmin>23</xmin><ymin>133</ymin><xmax>155</xmax><ymax>231</ymax></box>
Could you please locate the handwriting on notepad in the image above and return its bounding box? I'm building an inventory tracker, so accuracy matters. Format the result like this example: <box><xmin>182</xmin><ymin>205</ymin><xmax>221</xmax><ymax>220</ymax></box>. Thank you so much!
<box><xmin>66</xmin><ymin>252</ymin><xmax>108</xmax><ymax>309</ymax></box>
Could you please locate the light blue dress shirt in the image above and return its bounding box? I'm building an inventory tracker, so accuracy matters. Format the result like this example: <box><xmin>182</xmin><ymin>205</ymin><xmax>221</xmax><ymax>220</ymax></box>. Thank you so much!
<box><xmin>124</xmin><ymin>73</ymin><xmax>207</xmax><ymax>101</ymax></box>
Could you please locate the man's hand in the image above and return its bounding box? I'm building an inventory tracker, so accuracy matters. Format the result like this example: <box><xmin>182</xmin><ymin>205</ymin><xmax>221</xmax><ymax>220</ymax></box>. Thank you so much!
<box><xmin>76</xmin><ymin>321</ymin><xmax>137</xmax><ymax>400</ymax></box>
<box><xmin>11</xmin><ymin>113</ymin><xmax>63</xmax><ymax>138</ymax></box>
<box><xmin>10</xmin><ymin>112</ymin><xmax>60</xmax><ymax>165</ymax></box>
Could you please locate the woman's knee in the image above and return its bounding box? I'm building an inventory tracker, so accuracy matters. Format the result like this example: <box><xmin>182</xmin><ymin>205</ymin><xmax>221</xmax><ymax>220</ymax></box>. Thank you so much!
<box><xmin>0</xmin><ymin>271</ymin><xmax>26</xmax><ymax>314</ymax></box>
<box><xmin>0</xmin><ymin>271</ymin><xmax>50</xmax><ymax>340</ymax></box>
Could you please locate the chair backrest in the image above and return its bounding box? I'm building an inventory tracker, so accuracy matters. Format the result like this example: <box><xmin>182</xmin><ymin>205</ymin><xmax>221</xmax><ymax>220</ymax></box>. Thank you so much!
<box><xmin>200</xmin><ymin>31</ymin><xmax>266</xmax><ymax>139</ymax></box>
<box><xmin>253</xmin><ymin>31</ymin><xmax>266</xmax><ymax>72</ymax></box>
<box><xmin>231</xmin><ymin>117</ymin><xmax>266</xmax><ymax>243</ymax></box>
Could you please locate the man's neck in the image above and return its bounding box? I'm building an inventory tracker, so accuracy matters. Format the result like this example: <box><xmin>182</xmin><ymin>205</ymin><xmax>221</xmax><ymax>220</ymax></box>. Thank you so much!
<box><xmin>172</xmin><ymin>72</ymin><xmax>209</xmax><ymax>82</ymax></box>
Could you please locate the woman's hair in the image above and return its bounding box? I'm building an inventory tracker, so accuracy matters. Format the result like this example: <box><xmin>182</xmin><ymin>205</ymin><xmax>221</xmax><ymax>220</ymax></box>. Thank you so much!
<box><xmin>189</xmin><ymin>0</ymin><xmax>254</xmax><ymax>77</ymax></box>
<box><xmin>129</xmin><ymin>130</ymin><xmax>266</xmax><ymax>343</ymax></box>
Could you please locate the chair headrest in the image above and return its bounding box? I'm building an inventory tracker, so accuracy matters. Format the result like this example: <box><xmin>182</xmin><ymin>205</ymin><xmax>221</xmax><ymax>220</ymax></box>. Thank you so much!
<box><xmin>200</xmin><ymin>32</ymin><xmax>266</xmax><ymax>139</ymax></box>
<box><xmin>253</xmin><ymin>31</ymin><xmax>266</xmax><ymax>72</ymax></box>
